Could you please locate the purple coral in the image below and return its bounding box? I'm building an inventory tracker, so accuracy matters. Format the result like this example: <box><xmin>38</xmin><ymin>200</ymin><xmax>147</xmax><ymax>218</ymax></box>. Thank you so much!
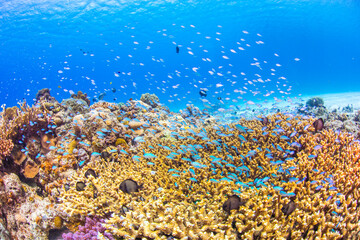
<box><xmin>62</xmin><ymin>217</ymin><xmax>114</xmax><ymax>240</ymax></box>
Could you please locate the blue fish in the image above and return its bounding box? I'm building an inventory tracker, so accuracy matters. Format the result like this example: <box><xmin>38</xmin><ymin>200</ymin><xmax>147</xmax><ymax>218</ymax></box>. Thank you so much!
<box><xmin>235</xmin><ymin>124</ymin><xmax>247</xmax><ymax>133</ymax></box>
<box><xmin>143</xmin><ymin>153</ymin><xmax>157</xmax><ymax>159</ymax></box>
<box><xmin>280</xmin><ymin>136</ymin><xmax>290</xmax><ymax>141</ymax></box>
<box><xmin>120</xmin><ymin>150</ymin><xmax>128</xmax><ymax>155</ymax></box>
<box><xmin>189</xmin><ymin>177</ymin><xmax>197</xmax><ymax>182</ymax></box>
<box><xmin>134</xmin><ymin>136</ymin><xmax>145</xmax><ymax>143</ymax></box>
<box><xmin>132</xmin><ymin>155</ymin><xmax>141</xmax><ymax>161</ymax></box>
<box><xmin>239</xmin><ymin>134</ymin><xmax>247</xmax><ymax>142</ymax></box>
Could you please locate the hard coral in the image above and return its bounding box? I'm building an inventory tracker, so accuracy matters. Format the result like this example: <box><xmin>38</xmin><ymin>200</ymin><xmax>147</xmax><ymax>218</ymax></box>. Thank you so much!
<box><xmin>61</xmin><ymin>98</ymin><xmax>89</xmax><ymax>115</ymax></box>
<box><xmin>71</xmin><ymin>91</ymin><xmax>91</xmax><ymax>106</ymax></box>
<box><xmin>140</xmin><ymin>93</ymin><xmax>160</xmax><ymax>108</ymax></box>
<box><xmin>35</xmin><ymin>88</ymin><xmax>57</xmax><ymax>103</ymax></box>
<box><xmin>62</xmin><ymin>217</ymin><xmax>114</xmax><ymax>240</ymax></box>
<box><xmin>306</xmin><ymin>97</ymin><xmax>324</xmax><ymax>108</ymax></box>
<box><xmin>56</xmin><ymin>113</ymin><xmax>360</xmax><ymax>239</ymax></box>
<box><xmin>0</xmin><ymin>139</ymin><xmax>14</xmax><ymax>160</ymax></box>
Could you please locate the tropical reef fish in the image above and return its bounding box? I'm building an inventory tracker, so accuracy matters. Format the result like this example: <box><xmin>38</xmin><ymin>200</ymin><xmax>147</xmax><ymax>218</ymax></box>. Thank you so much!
<box><xmin>313</xmin><ymin>118</ymin><xmax>324</xmax><ymax>132</ymax></box>
<box><xmin>222</xmin><ymin>195</ymin><xmax>246</xmax><ymax>213</ymax></box>
<box><xmin>119</xmin><ymin>179</ymin><xmax>142</xmax><ymax>194</ymax></box>
<box><xmin>199</xmin><ymin>89</ymin><xmax>207</xmax><ymax>97</ymax></box>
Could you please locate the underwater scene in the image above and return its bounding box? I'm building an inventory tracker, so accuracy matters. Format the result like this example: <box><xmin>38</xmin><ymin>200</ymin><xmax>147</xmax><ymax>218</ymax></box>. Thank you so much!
<box><xmin>0</xmin><ymin>0</ymin><xmax>360</xmax><ymax>239</ymax></box>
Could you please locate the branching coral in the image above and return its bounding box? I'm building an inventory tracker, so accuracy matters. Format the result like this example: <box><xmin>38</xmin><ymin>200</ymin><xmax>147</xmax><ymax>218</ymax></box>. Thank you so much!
<box><xmin>54</xmin><ymin>113</ymin><xmax>360</xmax><ymax>239</ymax></box>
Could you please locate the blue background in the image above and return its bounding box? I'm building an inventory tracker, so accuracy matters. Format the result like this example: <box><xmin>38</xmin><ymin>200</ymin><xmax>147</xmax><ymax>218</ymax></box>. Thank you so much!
<box><xmin>0</xmin><ymin>0</ymin><xmax>359</xmax><ymax>111</ymax></box>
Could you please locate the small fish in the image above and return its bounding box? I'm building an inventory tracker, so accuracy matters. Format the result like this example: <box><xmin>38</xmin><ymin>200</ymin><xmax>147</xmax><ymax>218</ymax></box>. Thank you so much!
<box><xmin>85</xmin><ymin>169</ymin><xmax>97</xmax><ymax>178</ymax></box>
<box><xmin>210</xmin><ymin>179</ymin><xmax>219</xmax><ymax>183</ymax></box>
<box><xmin>134</xmin><ymin>136</ymin><xmax>145</xmax><ymax>143</ymax></box>
<box><xmin>281</xmin><ymin>200</ymin><xmax>296</xmax><ymax>216</ymax></box>
<box><xmin>314</xmin><ymin>145</ymin><xmax>322</xmax><ymax>150</ymax></box>
<box><xmin>120</xmin><ymin>150</ymin><xmax>128</xmax><ymax>155</ymax></box>
<box><xmin>199</xmin><ymin>90</ymin><xmax>207</xmax><ymax>97</ymax></box>
<box><xmin>313</xmin><ymin>118</ymin><xmax>324</xmax><ymax>132</ymax></box>
<box><xmin>273</xmin><ymin>186</ymin><xmax>283</xmax><ymax>191</ymax></box>
<box><xmin>189</xmin><ymin>177</ymin><xmax>197</xmax><ymax>182</ymax></box>
<box><xmin>76</xmin><ymin>182</ymin><xmax>86</xmax><ymax>191</ymax></box>
<box><xmin>143</xmin><ymin>153</ymin><xmax>157</xmax><ymax>159</ymax></box>
<box><xmin>222</xmin><ymin>195</ymin><xmax>246</xmax><ymax>213</ymax></box>
<box><xmin>119</xmin><ymin>179</ymin><xmax>142</xmax><ymax>194</ymax></box>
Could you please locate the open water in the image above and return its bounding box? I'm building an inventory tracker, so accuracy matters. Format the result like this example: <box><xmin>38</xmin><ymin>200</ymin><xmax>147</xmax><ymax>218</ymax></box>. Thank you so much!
<box><xmin>0</xmin><ymin>0</ymin><xmax>359</xmax><ymax>111</ymax></box>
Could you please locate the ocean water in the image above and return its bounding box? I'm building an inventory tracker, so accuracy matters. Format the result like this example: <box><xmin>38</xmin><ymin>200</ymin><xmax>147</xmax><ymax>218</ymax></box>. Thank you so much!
<box><xmin>0</xmin><ymin>0</ymin><xmax>359</xmax><ymax>111</ymax></box>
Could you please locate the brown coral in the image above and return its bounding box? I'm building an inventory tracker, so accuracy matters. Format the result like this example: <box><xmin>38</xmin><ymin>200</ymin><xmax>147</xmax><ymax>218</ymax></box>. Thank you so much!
<box><xmin>71</xmin><ymin>91</ymin><xmax>90</xmax><ymax>106</ymax></box>
<box><xmin>23</xmin><ymin>159</ymin><xmax>40</xmax><ymax>179</ymax></box>
<box><xmin>0</xmin><ymin>139</ymin><xmax>14</xmax><ymax>160</ymax></box>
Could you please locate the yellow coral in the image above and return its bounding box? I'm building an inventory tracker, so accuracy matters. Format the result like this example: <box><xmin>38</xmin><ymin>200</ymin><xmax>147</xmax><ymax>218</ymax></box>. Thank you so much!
<box><xmin>54</xmin><ymin>216</ymin><xmax>63</xmax><ymax>229</ymax></box>
<box><xmin>68</xmin><ymin>140</ymin><xmax>77</xmax><ymax>154</ymax></box>
<box><xmin>55</xmin><ymin>113</ymin><xmax>360</xmax><ymax>239</ymax></box>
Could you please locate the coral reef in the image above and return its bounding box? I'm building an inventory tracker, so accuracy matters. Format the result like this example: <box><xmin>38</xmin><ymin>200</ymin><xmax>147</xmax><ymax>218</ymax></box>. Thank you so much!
<box><xmin>0</xmin><ymin>173</ymin><xmax>60</xmax><ymax>239</ymax></box>
<box><xmin>61</xmin><ymin>98</ymin><xmax>89</xmax><ymax>115</ymax></box>
<box><xmin>2</xmin><ymin>91</ymin><xmax>360</xmax><ymax>239</ymax></box>
<box><xmin>0</xmin><ymin>139</ymin><xmax>14</xmax><ymax>161</ymax></box>
<box><xmin>306</xmin><ymin>97</ymin><xmax>324</xmax><ymax>108</ymax></box>
<box><xmin>54</xmin><ymin>113</ymin><xmax>360</xmax><ymax>239</ymax></box>
<box><xmin>35</xmin><ymin>88</ymin><xmax>57</xmax><ymax>103</ymax></box>
<box><xmin>71</xmin><ymin>91</ymin><xmax>91</xmax><ymax>106</ymax></box>
<box><xmin>140</xmin><ymin>93</ymin><xmax>160</xmax><ymax>108</ymax></box>
<box><xmin>62</xmin><ymin>217</ymin><xmax>114</xmax><ymax>240</ymax></box>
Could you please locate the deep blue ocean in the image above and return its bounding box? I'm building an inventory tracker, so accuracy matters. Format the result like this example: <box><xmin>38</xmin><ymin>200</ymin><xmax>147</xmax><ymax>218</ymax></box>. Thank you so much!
<box><xmin>1</xmin><ymin>0</ymin><xmax>359</xmax><ymax>112</ymax></box>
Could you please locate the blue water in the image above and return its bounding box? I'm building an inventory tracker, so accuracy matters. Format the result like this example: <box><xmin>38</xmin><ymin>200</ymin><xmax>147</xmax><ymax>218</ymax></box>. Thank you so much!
<box><xmin>1</xmin><ymin>0</ymin><xmax>359</xmax><ymax>111</ymax></box>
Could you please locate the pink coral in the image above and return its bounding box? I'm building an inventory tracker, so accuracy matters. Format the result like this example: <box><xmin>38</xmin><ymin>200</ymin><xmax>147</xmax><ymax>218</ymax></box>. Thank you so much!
<box><xmin>62</xmin><ymin>217</ymin><xmax>114</xmax><ymax>240</ymax></box>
